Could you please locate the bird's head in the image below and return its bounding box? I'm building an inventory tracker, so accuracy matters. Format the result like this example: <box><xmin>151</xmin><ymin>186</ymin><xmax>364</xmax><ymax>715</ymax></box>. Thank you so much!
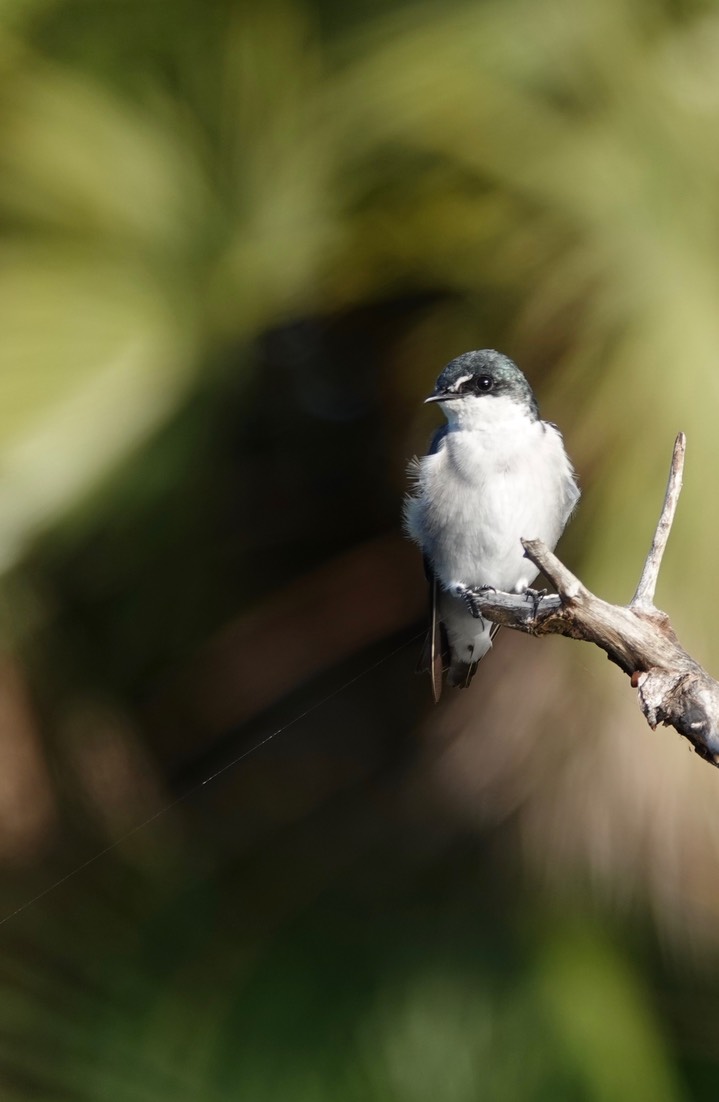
<box><xmin>425</xmin><ymin>350</ymin><xmax>539</xmax><ymax>427</ymax></box>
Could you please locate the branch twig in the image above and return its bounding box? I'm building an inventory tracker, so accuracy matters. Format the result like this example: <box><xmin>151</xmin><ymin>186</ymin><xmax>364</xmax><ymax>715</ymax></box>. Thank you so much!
<box><xmin>460</xmin><ymin>433</ymin><xmax>719</xmax><ymax>767</ymax></box>
<box><xmin>632</xmin><ymin>432</ymin><xmax>686</xmax><ymax>610</ymax></box>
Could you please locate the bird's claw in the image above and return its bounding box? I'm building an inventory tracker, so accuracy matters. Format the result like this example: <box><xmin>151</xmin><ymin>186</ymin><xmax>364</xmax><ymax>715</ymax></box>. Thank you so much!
<box><xmin>447</xmin><ymin>582</ymin><xmax>476</xmax><ymax>616</ymax></box>
<box><xmin>524</xmin><ymin>586</ymin><xmax>547</xmax><ymax>619</ymax></box>
<box><xmin>449</xmin><ymin>582</ymin><xmax>495</xmax><ymax>620</ymax></box>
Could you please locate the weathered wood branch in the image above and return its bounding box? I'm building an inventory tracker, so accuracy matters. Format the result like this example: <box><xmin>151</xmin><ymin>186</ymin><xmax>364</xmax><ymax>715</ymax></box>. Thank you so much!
<box><xmin>632</xmin><ymin>431</ymin><xmax>685</xmax><ymax>610</ymax></box>
<box><xmin>461</xmin><ymin>433</ymin><xmax>719</xmax><ymax>767</ymax></box>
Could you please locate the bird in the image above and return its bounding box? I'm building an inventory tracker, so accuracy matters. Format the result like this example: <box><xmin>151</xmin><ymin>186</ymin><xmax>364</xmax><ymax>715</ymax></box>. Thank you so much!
<box><xmin>404</xmin><ymin>349</ymin><xmax>580</xmax><ymax>700</ymax></box>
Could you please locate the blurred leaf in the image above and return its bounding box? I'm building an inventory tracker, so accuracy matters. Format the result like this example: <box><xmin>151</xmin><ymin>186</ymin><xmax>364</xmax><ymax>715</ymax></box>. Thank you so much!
<box><xmin>535</xmin><ymin>922</ymin><xmax>684</xmax><ymax>1102</ymax></box>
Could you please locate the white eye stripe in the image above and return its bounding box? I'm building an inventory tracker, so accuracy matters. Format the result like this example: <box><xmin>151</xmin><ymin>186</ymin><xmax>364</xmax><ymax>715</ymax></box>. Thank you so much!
<box><xmin>450</xmin><ymin>374</ymin><xmax>473</xmax><ymax>391</ymax></box>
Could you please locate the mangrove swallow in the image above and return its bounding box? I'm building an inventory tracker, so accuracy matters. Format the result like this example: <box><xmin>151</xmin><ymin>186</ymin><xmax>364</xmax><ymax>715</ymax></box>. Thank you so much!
<box><xmin>404</xmin><ymin>349</ymin><xmax>580</xmax><ymax>699</ymax></box>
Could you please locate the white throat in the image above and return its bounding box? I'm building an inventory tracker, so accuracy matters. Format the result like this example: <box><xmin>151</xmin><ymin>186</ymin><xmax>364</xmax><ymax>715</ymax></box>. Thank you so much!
<box><xmin>440</xmin><ymin>393</ymin><xmax>534</xmax><ymax>433</ymax></box>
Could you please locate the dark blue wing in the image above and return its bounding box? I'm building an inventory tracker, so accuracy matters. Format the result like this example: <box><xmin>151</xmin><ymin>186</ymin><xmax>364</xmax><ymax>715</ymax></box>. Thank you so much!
<box><xmin>428</xmin><ymin>423</ymin><xmax>449</xmax><ymax>454</ymax></box>
<box><xmin>420</xmin><ymin>421</ymin><xmax>450</xmax><ymax>699</ymax></box>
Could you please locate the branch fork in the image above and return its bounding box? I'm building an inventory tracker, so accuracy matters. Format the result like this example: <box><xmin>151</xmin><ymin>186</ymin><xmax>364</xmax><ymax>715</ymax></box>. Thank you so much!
<box><xmin>460</xmin><ymin>434</ymin><xmax>719</xmax><ymax>767</ymax></box>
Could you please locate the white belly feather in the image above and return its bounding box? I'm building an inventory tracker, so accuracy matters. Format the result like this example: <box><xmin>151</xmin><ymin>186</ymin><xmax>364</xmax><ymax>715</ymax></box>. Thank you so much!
<box><xmin>405</xmin><ymin>416</ymin><xmax>577</xmax><ymax>593</ymax></box>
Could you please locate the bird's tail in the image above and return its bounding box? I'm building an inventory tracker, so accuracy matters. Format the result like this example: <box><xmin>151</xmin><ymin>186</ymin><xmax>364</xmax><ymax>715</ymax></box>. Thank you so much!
<box><xmin>416</xmin><ymin>576</ymin><xmax>448</xmax><ymax>702</ymax></box>
<box><xmin>418</xmin><ymin>579</ymin><xmax>501</xmax><ymax>699</ymax></box>
<box><xmin>445</xmin><ymin>623</ymin><xmax>500</xmax><ymax>689</ymax></box>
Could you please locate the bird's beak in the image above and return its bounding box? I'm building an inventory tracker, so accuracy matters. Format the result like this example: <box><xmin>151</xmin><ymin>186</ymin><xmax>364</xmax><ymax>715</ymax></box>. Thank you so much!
<box><xmin>424</xmin><ymin>391</ymin><xmax>458</xmax><ymax>404</ymax></box>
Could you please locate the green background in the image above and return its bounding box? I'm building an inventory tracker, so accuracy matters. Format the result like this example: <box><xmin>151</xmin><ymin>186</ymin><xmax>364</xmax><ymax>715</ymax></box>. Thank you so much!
<box><xmin>0</xmin><ymin>1</ymin><xmax>717</xmax><ymax>1097</ymax></box>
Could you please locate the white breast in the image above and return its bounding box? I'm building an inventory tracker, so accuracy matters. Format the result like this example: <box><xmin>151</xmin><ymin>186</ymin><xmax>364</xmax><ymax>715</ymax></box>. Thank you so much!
<box><xmin>405</xmin><ymin>398</ymin><xmax>578</xmax><ymax>593</ymax></box>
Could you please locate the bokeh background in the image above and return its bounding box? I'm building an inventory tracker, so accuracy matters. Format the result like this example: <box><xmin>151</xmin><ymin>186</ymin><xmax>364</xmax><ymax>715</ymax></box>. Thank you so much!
<box><xmin>1</xmin><ymin>0</ymin><xmax>719</xmax><ymax>1097</ymax></box>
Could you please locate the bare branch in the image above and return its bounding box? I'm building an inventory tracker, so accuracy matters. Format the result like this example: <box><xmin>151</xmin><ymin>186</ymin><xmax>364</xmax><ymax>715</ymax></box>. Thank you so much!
<box><xmin>521</xmin><ymin>540</ymin><xmax>586</xmax><ymax>600</ymax></box>
<box><xmin>632</xmin><ymin>432</ymin><xmax>686</xmax><ymax>610</ymax></box>
<box><xmin>459</xmin><ymin>433</ymin><xmax>719</xmax><ymax>768</ymax></box>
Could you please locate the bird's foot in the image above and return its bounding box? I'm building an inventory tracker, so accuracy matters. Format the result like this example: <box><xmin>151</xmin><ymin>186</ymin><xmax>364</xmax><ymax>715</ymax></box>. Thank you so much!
<box><xmin>449</xmin><ymin>582</ymin><xmax>496</xmax><ymax>620</ymax></box>
<box><xmin>523</xmin><ymin>586</ymin><xmax>547</xmax><ymax>619</ymax></box>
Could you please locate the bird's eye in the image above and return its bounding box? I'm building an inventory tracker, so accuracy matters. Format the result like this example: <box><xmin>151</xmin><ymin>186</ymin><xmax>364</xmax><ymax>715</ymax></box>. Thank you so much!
<box><xmin>476</xmin><ymin>375</ymin><xmax>494</xmax><ymax>392</ymax></box>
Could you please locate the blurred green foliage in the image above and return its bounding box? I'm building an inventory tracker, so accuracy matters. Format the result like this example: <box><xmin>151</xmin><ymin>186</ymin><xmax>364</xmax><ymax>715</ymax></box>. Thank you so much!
<box><xmin>0</xmin><ymin>846</ymin><xmax>691</xmax><ymax>1102</ymax></box>
<box><xmin>0</xmin><ymin>0</ymin><xmax>719</xmax><ymax>1097</ymax></box>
